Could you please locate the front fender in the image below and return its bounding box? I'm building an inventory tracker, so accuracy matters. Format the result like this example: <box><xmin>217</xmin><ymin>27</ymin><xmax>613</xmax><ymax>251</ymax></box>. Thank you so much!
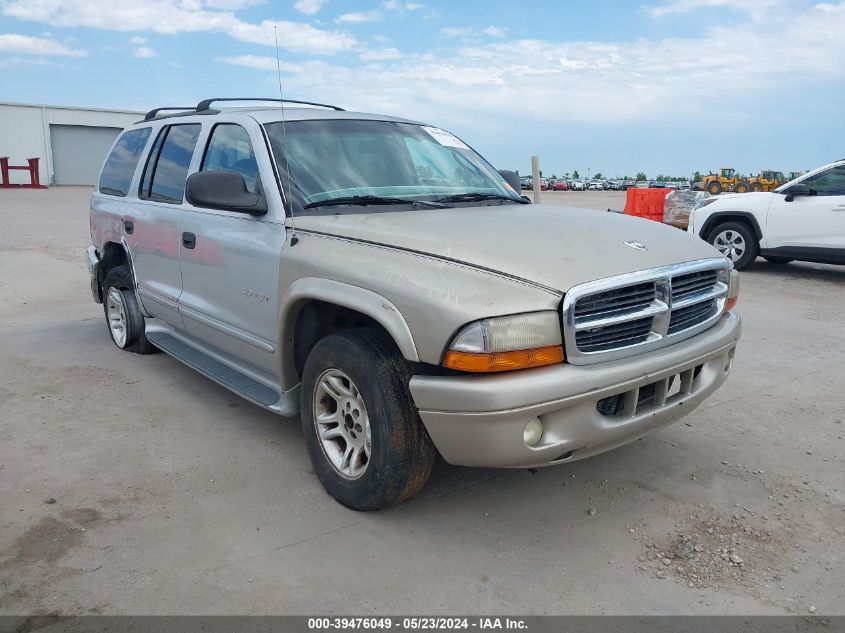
<box><xmin>278</xmin><ymin>277</ymin><xmax>419</xmax><ymax>388</ymax></box>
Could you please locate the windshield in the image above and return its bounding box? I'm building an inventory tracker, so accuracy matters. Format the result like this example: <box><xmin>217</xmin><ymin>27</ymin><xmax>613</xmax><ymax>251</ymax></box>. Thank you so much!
<box><xmin>264</xmin><ymin>119</ymin><xmax>521</xmax><ymax>212</ymax></box>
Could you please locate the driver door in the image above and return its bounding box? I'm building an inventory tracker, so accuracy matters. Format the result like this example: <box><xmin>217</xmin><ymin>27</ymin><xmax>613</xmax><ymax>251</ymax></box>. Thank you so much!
<box><xmin>764</xmin><ymin>165</ymin><xmax>845</xmax><ymax>256</ymax></box>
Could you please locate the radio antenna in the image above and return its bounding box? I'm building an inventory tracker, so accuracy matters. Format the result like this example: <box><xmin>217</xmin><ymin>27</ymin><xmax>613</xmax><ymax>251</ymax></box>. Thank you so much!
<box><xmin>274</xmin><ymin>25</ymin><xmax>298</xmax><ymax>245</ymax></box>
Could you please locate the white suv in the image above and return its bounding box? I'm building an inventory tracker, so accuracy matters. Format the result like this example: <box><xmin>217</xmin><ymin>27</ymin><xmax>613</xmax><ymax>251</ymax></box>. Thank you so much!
<box><xmin>688</xmin><ymin>160</ymin><xmax>845</xmax><ymax>270</ymax></box>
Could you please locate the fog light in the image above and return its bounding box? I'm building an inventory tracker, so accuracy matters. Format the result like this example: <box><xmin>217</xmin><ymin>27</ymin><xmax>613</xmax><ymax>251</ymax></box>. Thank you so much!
<box><xmin>523</xmin><ymin>417</ymin><xmax>544</xmax><ymax>446</ymax></box>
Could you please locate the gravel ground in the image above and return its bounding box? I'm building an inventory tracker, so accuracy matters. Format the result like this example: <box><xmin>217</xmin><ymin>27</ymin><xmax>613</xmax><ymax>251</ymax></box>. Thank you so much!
<box><xmin>1</xmin><ymin>187</ymin><xmax>843</xmax><ymax>616</ymax></box>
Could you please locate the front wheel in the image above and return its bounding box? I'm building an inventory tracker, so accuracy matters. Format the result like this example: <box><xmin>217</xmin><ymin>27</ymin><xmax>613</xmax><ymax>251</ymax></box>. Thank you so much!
<box><xmin>708</xmin><ymin>222</ymin><xmax>758</xmax><ymax>270</ymax></box>
<box><xmin>300</xmin><ymin>328</ymin><xmax>436</xmax><ymax>511</ymax></box>
<box><xmin>102</xmin><ymin>265</ymin><xmax>157</xmax><ymax>354</ymax></box>
<box><xmin>733</xmin><ymin>181</ymin><xmax>749</xmax><ymax>194</ymax></box>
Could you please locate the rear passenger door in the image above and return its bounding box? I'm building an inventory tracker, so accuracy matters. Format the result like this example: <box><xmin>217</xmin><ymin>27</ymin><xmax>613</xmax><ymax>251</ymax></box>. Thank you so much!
<box><xmin>178</xmin><ymin>121</ymin><xmax>285</xmax><ymax>376</ymax></box>
<box><xmin>128</xmin><ymin>123</ymin><xmax>201</xmax><ymax>329</ymax></box>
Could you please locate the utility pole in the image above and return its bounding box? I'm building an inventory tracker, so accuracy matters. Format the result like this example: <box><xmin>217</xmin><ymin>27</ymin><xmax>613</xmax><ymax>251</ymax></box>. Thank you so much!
<box><xmin>531</xmin><ymin>155</ymin><xmax>541</xmax><ymax>204</ymax></box>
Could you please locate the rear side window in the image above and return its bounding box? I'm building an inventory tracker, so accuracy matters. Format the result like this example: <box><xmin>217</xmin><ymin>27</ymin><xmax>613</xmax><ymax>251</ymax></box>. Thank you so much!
<box><xmin>139</xmin><ymin>124</ymin><xmax>201</xmax><ymax>204</ymax></box>
<box><xmin>201</xmin><ymin>124</ymin><xmax>259</xmax><ymax>192</ymax></box>
<box><xmin>98</xmin><ymin>128</ymin><xmax>151</xmax><ymax>197</ymax></box>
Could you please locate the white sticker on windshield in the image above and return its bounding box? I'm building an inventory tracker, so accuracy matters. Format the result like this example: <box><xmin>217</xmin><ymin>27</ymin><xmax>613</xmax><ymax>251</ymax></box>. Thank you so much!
<box><xmin>421</xmin><ymin>126</ymin><xmax>470</xmax><ymax>150</ymax></box>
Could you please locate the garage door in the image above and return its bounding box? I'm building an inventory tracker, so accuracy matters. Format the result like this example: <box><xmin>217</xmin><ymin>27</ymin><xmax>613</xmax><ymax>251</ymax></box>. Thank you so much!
<box><xmin>50</xmin><ymin>124</ymin><xmax>123</xmax><ymax>185</ymax></box>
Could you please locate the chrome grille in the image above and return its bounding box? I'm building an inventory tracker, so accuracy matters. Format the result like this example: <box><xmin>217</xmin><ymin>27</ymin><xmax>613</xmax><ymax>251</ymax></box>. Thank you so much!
<box><xmin>668</xmin><ymin>300</ymin><xmax>717</xmax><ymax>335</ymax></box>
<box><xmin>576</xmin><ymin>315</ymin><xmax>654</xmax><ymax>353</ymax></box>
<box><xmin>562</xmin><ymin>258</ymin><xmax>730</xmax><ymax>365</ymax></box>
<box><xmin>573</xmin><ymin>281</ymin><xmax>656</xmax><ymax>321</ymax></box>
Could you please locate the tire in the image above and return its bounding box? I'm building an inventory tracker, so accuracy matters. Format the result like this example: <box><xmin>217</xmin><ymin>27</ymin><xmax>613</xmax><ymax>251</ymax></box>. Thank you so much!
<box><xmin>751</xmin><ymin>183</ymin><xmax>763</xmax><ymax>192</ymax></box>
<box><xmin>101</xmin><ymin>265</ymin><xmax>157</xmax><ymax>354</ymax></box>
<box><xmin>764</xmin><ymin>256</ymin><xmax>794</xmax><ymax>264</ymax></box>
<box><xmin>708</xmin><ymin>222</ymin><xmax>758</xmax><ymax>270</ymax></box>
<box><xmin>734</xmin><ymin>182</ymin><xmax>749</xmax><ymax>194</ymax></box>
<box><xmin>707</xmin><ymin>181</ymin><xmax>723</xmax><ymax>195</ymax></box>
<box><xmin>300</xmin><ymin>328</ymin><xmax>436</xmax><ymax>511</ymax></box>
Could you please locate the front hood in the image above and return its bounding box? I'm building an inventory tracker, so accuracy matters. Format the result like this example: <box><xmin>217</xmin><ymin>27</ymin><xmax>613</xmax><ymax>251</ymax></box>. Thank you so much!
<box><xmin>293</xmin><ymin>204</ymin><xmax>723</xmax><ymax>292</ymax></box>
<box><xmin>710</xmin><ymin>192</ymin><xmax>773</xmax><ymax>203</ymax></box>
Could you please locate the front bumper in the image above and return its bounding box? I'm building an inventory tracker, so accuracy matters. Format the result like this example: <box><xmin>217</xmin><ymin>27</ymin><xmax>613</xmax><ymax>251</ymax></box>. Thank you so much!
<box><xmin>85</xmin><ymin>246</ymin><xmax>102</xmax><ymax>303</ymax></box>
<box><xmin>410</xmin><ymin>311</ymin><xmax>741</xmax><ymax>468</ymax></box>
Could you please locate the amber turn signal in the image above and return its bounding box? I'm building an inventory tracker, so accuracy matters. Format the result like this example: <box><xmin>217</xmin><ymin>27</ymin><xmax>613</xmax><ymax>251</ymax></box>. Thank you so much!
<box><xmin>725</xmin><ymin>295</ymin><xmax>738</xmax><ymax>312</ymax></box>
<box><xmin>443</xmin><ymin>345</ymin><xmax>565</xmax><ymax>373</ymax></box>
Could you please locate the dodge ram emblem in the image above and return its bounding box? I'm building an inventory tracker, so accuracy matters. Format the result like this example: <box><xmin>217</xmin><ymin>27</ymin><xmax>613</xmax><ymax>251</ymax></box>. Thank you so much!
<box><xmin>624</xmin><ymin>240</ymin><xmax>648</xmax><ymax>251</ymax></box>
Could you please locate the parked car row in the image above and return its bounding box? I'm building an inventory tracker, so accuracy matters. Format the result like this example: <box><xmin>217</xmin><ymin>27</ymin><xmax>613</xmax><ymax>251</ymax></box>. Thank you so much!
<box><xmin>521</xmin><ymin>177</ymin><xmax>695</xmax><ymax>192</ymax></box>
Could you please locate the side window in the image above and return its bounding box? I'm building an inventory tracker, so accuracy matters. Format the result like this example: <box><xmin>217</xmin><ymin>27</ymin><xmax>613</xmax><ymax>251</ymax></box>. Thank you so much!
<box><xmin>139</xmin><ymin>124</ymin><xmax>201</xmax><ymax>204</ymax></box>
<box><xmin>98</xmin><ymin>128</ymin><xmax>151</xmax><ymax>197</ymax></box>
<box><xmin>802</xmin><ymin>165</ymin><xmax>845</xmax><ymax>196</ymax></box>
<box><xmin>201</xmin><ymin>124</ymin><xmax>259</xmax><ymax>192</ymax></box>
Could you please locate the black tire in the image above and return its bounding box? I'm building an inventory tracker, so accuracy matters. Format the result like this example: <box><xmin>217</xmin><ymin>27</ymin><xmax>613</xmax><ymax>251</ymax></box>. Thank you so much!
<box><xmin>751</xmin><ymin>183</ymin><xmax>763</xmax><ymax>192</ymax></box>
<box><xmin>733</xmin><ymin>181</ymin><xmax>749</xmax><ymax>193</ymax></box>
<box><xmin>764</xmin><ymin>256</ymin><xmax>794</xmax><ymax>264</ymax></box>
<box><xmin>707</xmin><ymin>181</ymin><xmax>723</xmax><ymax>195</ymax></box>
<box><xmin>300</xmin><ymin>328</ymin><xmax>436</xmax><ymax>511</ymax></box>
<box><xmin>101</xmin><ymin>265</ymin><xmax>157</xmax><ymax>354</ymax></box>
<box><xmin>707</xmin><ymin>222</ymin><xmax>759</xmax><ymax>270</ymax></box>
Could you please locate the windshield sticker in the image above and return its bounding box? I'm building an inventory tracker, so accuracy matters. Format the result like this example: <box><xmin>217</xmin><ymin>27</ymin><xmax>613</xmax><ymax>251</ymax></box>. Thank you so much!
<box><xmin>421</xmin><ymin>126</ymin><xmax>470</xmax><ymax>150</ymax></box>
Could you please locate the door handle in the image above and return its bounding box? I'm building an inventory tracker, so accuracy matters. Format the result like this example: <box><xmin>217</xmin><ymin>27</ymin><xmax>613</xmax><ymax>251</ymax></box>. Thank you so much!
<box><xmin>182</xmin><ymin>232</ymin><xmax>196</xmax><ymax>249</ymax></box>
<box><xmin>124</xmin><ymin>219</ymin><xmax>134</xmax><ymax>234</ymax></box>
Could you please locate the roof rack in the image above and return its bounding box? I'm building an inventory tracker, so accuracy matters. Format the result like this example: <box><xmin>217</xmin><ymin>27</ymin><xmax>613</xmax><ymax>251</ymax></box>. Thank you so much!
<box><xmin>195</xmin><ymin>97</ymin><xmax>345</xmax><ymax>112</ymax></box>
<box><xmin>143</xmin><ymin>106</ymin><xmax>196</xmax><ymax>121</ymax></box>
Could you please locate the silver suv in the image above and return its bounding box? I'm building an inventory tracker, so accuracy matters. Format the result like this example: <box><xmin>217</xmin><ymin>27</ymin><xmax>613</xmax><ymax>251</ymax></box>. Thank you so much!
<box><xmin>86</xmin><ymin>98</ymin><xmax>741</xmax><ymax>510</ymax></box>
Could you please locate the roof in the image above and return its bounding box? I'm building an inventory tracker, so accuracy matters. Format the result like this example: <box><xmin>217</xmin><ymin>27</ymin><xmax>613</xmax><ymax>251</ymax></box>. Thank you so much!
<box><xmin>138</xmin><ymin>98</ymin><xmax>423</xmax><ymax>127</ymax></box>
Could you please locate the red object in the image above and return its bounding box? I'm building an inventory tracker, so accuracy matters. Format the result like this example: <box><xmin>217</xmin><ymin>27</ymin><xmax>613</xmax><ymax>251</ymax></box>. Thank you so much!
<box><xmin>0</xmin><ymin>157</ymin><xmax>47</xmax><ymax>188</ymax></box>
<box><xmin>552</xmin><ymin>180</ymin><xmax>569</xmax><ymax>191</ymax></box>
<box><xmin>623</xmin><ymin>187</ymin><xmax>670</xmax><ymax>222</ymax></box>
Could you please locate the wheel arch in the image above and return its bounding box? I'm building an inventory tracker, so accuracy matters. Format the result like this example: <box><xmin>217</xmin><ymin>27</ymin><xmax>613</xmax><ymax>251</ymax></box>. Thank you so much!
<box><xmin>278</xmin><ymin>278</ymin><xmax>419</xmax><ymax>390</ymax></box>
<box><xmin>699</xmin><ymin>211</ymin><xmax>763</xmax><ymax>242</ymax></box>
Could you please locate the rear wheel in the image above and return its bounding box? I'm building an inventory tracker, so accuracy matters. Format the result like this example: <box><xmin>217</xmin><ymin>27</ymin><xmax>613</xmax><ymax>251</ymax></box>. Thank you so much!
<box><xmin>102</xmin><ymin>265</ymin><xmax>157</xmax><ymax>354</ymax></box>
<box><xmin>708</xmin><ymin>222</ymin><xmax>758</xmax><ymax>270</ymax></box>
<box><xmin>300</xmin><ymin>328</ymin><xmax>436</xmax><ymax>511</ymax></box>
<box><xmin>763</xmin><ymin>256</ymin><xmax>794</xmax><ymax>265</ymax></box>
<box><xmin>707</xmin><ymin>181</ymin><xmax>723</xmax><ymax>195</ymax></box>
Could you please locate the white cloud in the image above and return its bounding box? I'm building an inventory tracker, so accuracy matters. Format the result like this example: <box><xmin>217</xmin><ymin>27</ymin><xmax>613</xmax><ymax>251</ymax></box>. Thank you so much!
<box><xmin>133</xmin><ymin>46</ymin><xmax>157</xmax><ymax>57</ymax></box>
<box><xmin>440</xmin><ymin>26</ymin><xmax>473</xmax><ymax>37</ymax></box>
<box><xmin>216</xmin><ymin>54</ymin><xmax>303</xmax><ymax>72</ymax></box>
<box><xmin>336</xmin><ymin>11</ymin><xmax>381</xmax><ymax>24</ymax></box>
<box><xmin>230</xmin><ymin>19</ymin><xmax>357</xmax><ymax>53</ymax></box>
<box><xmin>646</xmin><ymin>0</ymin><xmax>782</xmax><ymax>18</ymax></box>
<box><xmin>441</xmin><ymin>26</ymin><xmax>506</xmax><ymax>38</ymax></box>
<box><xmin>129</xmin><ymin>35</ymin><xmax>146</xmax><ymax>44</ymax></box>
<box><xmin>224</xmin><ymin>2</ymin><xmax>845</xmax><ymax>133</ymax></box>
<box><xmin>293</xmin><ymin>0</ymin><xmax>326</xmax><ymax>15</ymax></box>
<box><xmin>1</xmin><ymin>0</ymin><xmax>357</xmax><ymax>54</ymax></box>
<box><xmin>0</xmin><ymin>32</ymin><xmax>85</xmax><ymax>56</ymax></box>
<box><xmin>359</xmin><ymin>47</ymin><xmax>402</xmax><ymax>60</ymax></box>
<box><xmin>383</xmin><ymin>0</ymin><xmax>423</xmax><ymax>9</ymax></box>
<box><xmin>481</xmin><ymin>26</ymin><xmax>506</xmax><ymax>37</ymax></box>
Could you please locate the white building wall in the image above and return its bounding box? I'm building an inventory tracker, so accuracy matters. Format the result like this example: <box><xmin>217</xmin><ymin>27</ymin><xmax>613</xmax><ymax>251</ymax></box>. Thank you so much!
<box><xmin>0</xmin><ymin>102</ymin><xmax>143</xmax><ymax>185</ymax></box>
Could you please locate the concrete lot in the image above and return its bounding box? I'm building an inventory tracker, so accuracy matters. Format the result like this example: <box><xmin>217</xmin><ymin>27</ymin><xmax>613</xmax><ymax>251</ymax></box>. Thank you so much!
<box><xmin>1</xmin><ymin>187</ymin><xmax>843</xmax><ymax>616</ymax></box>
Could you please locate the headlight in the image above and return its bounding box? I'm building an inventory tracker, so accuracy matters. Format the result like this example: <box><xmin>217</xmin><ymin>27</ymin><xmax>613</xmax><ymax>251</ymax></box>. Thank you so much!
<box><xmin>443</xmin><ymin>311</ymin><xmax>564</xmax><ymax>373</ymax></box>
<box><xmin>725</xmin><ymin>268</ymin><xmax>740</xmax><ymax>312</ymax></box>
<box><xmin>692</xmin><ymin>196</ymin><xmax>719</xmax><ymax>212</ymax></box>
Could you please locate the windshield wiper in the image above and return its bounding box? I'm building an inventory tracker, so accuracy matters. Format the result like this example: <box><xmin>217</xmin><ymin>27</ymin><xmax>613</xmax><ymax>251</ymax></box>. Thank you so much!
<box><xmin>434</xmin><ymin>192</ymin><xmax>529</xmax><ymax>204</ymax></box>
<box><xmin>304</xmin><ymin>195</ymin><xmax>445</xmax><ymax>210</ymax></box>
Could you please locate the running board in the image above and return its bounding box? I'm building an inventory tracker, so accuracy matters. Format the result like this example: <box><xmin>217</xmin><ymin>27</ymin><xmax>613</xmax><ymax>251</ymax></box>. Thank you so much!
<box><xmin>147</xmin><ymin>332</ymin><xmax>285</xmax><ymax>410</ymax></box>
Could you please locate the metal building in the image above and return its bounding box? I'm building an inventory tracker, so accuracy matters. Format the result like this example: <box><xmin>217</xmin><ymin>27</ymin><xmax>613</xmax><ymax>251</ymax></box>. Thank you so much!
<box><xmin>0</xmin><ymin>102</ymin><xmax>144</xmax><ymax>186</ymax></box>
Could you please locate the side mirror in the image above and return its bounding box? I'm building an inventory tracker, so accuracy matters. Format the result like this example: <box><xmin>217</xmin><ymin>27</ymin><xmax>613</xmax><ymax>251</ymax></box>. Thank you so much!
<box><xmin>782</xmin><ymin>183</ymin><xmax>814</xmax><ymax>202</ymax></box>
<box><xmin>186</xmin><ymin>170</ymin><xmax>267</xmax><ymax>215</ymax></box>
<box><xmin>498</xmin><ymin>169</ymin><xmax>522</xmax><ymax>195</ymax></box>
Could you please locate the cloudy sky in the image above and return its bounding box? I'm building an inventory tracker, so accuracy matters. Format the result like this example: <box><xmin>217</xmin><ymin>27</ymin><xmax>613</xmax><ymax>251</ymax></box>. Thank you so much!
<box><xmin>1</xmin><ymin>0</ymin><xmax>844</xmax><ymax>178</ymax></box>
